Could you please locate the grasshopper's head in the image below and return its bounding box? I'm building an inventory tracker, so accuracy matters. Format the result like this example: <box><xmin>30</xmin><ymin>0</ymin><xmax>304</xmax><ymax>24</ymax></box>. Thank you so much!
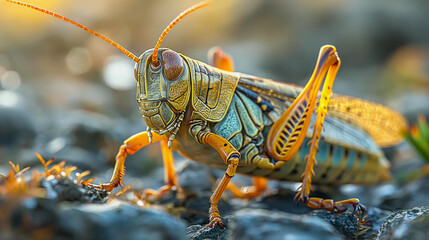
<box><xmin>134</xmin><ymin>49</ymin><xmax>190</xmax><ymax>131</ymax></box>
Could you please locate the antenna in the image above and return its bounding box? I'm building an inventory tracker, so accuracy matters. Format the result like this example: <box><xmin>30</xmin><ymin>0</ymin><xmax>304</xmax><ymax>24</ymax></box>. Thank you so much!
<box><xmin>6</xmin><ymin>0</ymin><xmax>140</xmax><ymax>63</ymax></box>
<box><xmin>151</xmin><ymin>0</ymin><xmax>211</xmax><ymax>67</ymax></box>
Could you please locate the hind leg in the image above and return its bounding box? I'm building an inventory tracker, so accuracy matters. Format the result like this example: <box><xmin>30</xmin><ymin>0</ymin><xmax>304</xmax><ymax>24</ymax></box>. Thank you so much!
<box><xmin>207</xmin><ymin>46</ymin><xmax>234</xmax><ymax>72</ymax></box>
<box><xmin>265</xmin><ymin>46</ymin><xmax>365</xmax><ymax>213</ymax></box>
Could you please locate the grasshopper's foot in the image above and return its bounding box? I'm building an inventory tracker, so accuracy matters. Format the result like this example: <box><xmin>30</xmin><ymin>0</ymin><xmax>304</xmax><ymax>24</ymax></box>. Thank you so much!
<box><xmin>142</xmin><ymin>184</ymin><xmax>176</xmax><ymax>202</ymax></box>
<box><xmin>208</xmin><ymin>206</ymin><xmax>225</xmax><ymax>228</ymax></box>
<box><xmin>85</xmin><ymin>183</ymin><xmax>114</xmax><ymax>192</ymax></box>
<box><xmin>209</xmin><ymin>217</ymin><xmax>225</xmax><ymax>229</ymax></box>
<box><xmin>351</xmin><ymin>201</ymin><xmax>367</xmax><ymax>215</ymax></box>
<box><xmin>301</xmin><ymin>196</ymin><xmax>366</xmax><ymax>215</ymax></box>
<box><xmin>85</xmin><ymin>180</ymin><xmax>122</xmax><ymax>192</ymax></box>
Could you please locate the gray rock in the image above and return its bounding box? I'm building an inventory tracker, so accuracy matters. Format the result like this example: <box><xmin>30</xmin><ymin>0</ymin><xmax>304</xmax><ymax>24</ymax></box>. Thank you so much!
<box><xmin>244</xmin><ymin>187</ymin><xmax>312</xmax><ymax>215</ymax></box>
<box><xmin>57</xmin><ymin>201</ymin><xmax>187</xmax><ymax>240</ymax></box>
<box><xmin>177</xmin><ymin>160</ymin><xmax>214</xmax><ymax>196</ymax></box>
<box><xmin>230</xmin><ymin>208</ymin><xmax>343</xmax><ymax>240</ymax></box>
<box><xmin>0</xmin><ymin>106</ymin><xmax>35</xmax><ymax>148</ymax></box>
<box><xmin>41</xmin><ymin>177</ymin><xmax>107</xmax><ymax>203</ymax></box>
<box><xmin>311</xmin><ymin>207</ymin><xmax>391</xmax><ymax>240</ymax></box>
<box><xmin>179</xmin><ymin>194</ymin><xmax>213</xmax><ymax>226</ymax></box>
<box><xmin>42</xmin><ymin>110</ymin><xmax>119</xmax><ymax>165</ymax></box>
<box><xmin>177</xmin><ymin>160</ymin><xmax>237</xmax><ymax>226</ymax></box>
<box><xmin>378</xmin><ymin>177</ymin><xmax>429</xmax><ymax>210</ymax></box>
<box><xmin>49</xmin><ymin>110</ymin><xmax>115</xmax><ymax>151</ymax></box>
<box><xmin>34</xmin><ymin>146</ymin><xmax>106</xmax><ymax>173</ymax></box>
<box><xmin>187</xmin><ymin>216</ymin><xmax>233</xmax><ymax>240</ymax></box>
<box><xmin>7</xmin><ymin>199</ymin><xmax>187</xmax><ymax>240</ymax></box>
<box><xmin>377</xmin><ymin>206</ymin><xmax>429</xmax><ymax>240</ymax></box>
<box><xmin>392</xmin><ymin>213</ymin><xmax>429</xmax><ymax>240</ymax></box>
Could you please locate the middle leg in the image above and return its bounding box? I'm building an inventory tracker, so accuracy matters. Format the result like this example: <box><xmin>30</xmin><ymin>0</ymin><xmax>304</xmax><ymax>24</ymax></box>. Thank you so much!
<box><xmin>208</xmin><ymin>46</ymin><xmax>268</xmax><ymax>199</ymax></box>
<box><xmin>197</xmin><ymin>131</ymin><xmax>240</xmax><ymax>228</ymax></box>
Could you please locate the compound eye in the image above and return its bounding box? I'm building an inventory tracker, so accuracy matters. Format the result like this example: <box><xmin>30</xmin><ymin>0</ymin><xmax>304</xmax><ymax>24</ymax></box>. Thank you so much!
<box><xmin>162</xmin><ymin>50</ymin><xmax>184</xmax><ymax>81</ymax></box>
<box><xmin>134</xmin><ymin>62</ymin><xmax>139</xmax><ymax>81</ymax></box>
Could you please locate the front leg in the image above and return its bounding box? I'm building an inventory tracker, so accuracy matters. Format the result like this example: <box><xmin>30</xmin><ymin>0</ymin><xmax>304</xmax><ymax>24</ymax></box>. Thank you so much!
<box><xmin>197</xmin><ymin>131</ymin><xmax>240</xmax><ymax>228</ymax></box>
<box><xmin>86</xmin><ymin>131</ymin><xmax>164</xmax><ymax>191</ymax></box>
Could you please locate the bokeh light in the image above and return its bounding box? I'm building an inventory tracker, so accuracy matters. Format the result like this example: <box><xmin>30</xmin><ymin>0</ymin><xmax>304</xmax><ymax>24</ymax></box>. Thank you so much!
<box><xmin>1</xmin><ymin>70</ymin><xmax>21</xmax><ymax>91</ymax></box>
<box><xmin>65</xmin><ymin>47</ymin><xmax>93</xmax><ymax>75</ymax></box>
<box><xmin>102</xmin><ymin>56</ymin><xmax>135</xmax><ymax>91</ymax></box>
<box><xmin>0</xmin><ymin>90</ymin><xmax>20</xmax><ymax>107</ymax></box>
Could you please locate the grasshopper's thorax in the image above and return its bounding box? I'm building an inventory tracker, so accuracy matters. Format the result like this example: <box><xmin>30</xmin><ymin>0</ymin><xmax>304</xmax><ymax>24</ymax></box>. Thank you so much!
<box><xmin>135</xmin><ymin>49</ymin><xmax>191</xmax><ymax>142</ymax></box>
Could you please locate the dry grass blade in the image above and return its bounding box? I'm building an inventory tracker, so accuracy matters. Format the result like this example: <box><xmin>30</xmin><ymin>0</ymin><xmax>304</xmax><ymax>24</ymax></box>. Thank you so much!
<box><xmin>81</xmin><ymin>178</ymin><xmax>95</xmax><ymax>185</ymax></box>
<box><xmin>76</xmin><ymin>170</ymin><xmax>91</xmax><ymax>183</ymax></box>
<box><xmin>8</xmin><ymin>161</ymin><xmax>19</xmax><ymax>173</ymax></box>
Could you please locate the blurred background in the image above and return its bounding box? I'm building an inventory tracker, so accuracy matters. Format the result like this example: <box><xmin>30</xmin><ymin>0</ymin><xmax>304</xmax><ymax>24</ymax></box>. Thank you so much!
<box><xmin>0</xmin><ymin>0</ymin><xmax>428</xmax><ymax>179</ymax></box>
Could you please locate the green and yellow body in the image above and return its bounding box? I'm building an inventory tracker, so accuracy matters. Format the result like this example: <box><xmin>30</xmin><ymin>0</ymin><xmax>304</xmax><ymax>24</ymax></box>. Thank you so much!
<box><xmin>105</xmin><ymin>46</ymin><xmax>407</xmax><ymax>227</ymax></box>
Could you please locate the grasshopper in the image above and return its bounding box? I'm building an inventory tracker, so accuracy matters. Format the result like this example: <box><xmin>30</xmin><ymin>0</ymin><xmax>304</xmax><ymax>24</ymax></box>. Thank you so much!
<box><xmin>7</xmin><ymin>0</ymin><xmax>407</xmax><ymax>227</ymax></box>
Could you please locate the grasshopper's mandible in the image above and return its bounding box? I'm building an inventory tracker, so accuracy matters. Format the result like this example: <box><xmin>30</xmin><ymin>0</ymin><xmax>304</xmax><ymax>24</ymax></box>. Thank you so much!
<box><xmin>7</xmin><ymin>0</ymin><xmax>407</xmax><ymax>228</ymax></box>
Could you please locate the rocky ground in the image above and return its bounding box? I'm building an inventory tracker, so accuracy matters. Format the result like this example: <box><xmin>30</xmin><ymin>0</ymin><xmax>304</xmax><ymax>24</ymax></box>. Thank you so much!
<box><xmin>0</xmin><ymin>141</ymin><xmax>428</xmax><ymax>240</ymax></box>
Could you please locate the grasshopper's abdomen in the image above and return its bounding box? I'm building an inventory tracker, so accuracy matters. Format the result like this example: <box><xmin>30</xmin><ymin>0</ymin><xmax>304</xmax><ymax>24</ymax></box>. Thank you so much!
<box><xmin>240</xmin><ymin>137</ymin><xmax>389</xmax><ymax>185</ymax></box>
